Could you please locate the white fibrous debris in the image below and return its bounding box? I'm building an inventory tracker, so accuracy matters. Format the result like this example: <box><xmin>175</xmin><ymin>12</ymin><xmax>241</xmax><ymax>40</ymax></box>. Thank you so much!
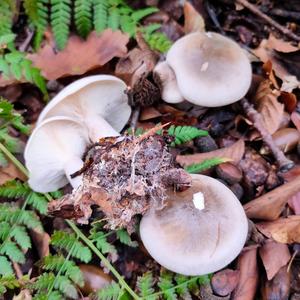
<box><xmin>200</xmin><ymin>62</ymin><xmax>209</xmax><ymax>72</ymax></box>
<box><xmin>193</xmin><ymin>192</ymin><xmax>205</xmax><ymax>210</ymax></box>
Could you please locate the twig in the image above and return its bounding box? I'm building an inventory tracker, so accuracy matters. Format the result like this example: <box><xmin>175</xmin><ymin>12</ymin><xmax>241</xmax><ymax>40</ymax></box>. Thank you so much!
<box><xmin>18</xmin><ymin>29</ymin><xmax>34</xmax><ymax>52</ymax></box>
<box><xmin>236</xmin><ymin>0</ymin><xmax>300</xmax><ymax>42</ymax></box>
<box><xmin>270</xmin><ymin>8</ymin><xmax>300</xmax><ymax>21</ymax></box>
<box><xmin>129</xmin><ymin>106</ymin><xmax>141</xmax><ymax>130</ymax></box>
<box><xmin>241</xmin><ymin>98</ymin><xmax>294</xmax><ymax>172</ymax></box>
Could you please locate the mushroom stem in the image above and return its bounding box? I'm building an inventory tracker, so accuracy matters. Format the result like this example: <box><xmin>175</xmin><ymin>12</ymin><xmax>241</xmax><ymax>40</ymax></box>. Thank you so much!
<box><xmin>86</xmin><ymin>116</ymin><xmax>120</xmax><ymax>142</ymax></box>
<box><xmin>64</xmin><ymin>157</ymin><xmax>84</xmax><ymax>189</ymax></box>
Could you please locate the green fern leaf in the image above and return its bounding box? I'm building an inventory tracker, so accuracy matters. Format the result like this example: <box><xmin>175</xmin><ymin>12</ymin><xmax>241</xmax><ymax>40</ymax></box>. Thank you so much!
<box><xmin>10</xmin><ymin>225</ymin><xmax>31</xmax><ymax>250</ymax></box>
<box><xmin>33</xmin><ymin>291</ymin><xmax>63</xmax><ymax>300</ymax></box>
<box><xmin>0</xmin><ymin>275</ymin><xmax>19</xmax><ymax>296</ymax></box>
<box><xmin>51</xmin><ymin>231</ymin><xmax>92</xmax><ymax>263</ymax></box>
<box><xmin>30</xmin><ymin>272</ymin><xmax>55</xmax><ymax>292</ymax></box>
<box><xmin>185</xmin><ymin>158</ymin><xmax>229</xmax><ymax>174</ymax></box>
<box><xmin>0</xmin><ymin>255</ymin><xmax>13</xmax><ymax>275</ymax></box>
<box><xmin>75</xmin><ymin>0</ymin><xmax>92</xmax><ymax>38</ymax></box>
<box><xmin>168</xmin><ymin>125</ymin><xmax>208</xmax><ymax>146</ymax></box>
<box><xmin>116</xmin><ymin>229</ymin><xmax>138</xmax><ymax>247</ymax></box>
<box><xmin>158</xmin><ymin>272</ymin><xmax>177</xmax><ymax>300</ymax></box>
<box><xmin>26</xmin><ymin>191</ymin><xmax>48</xmax><ymax>215</ymax></box>
<box><xmin>0</xmin><ymin>128</ymin><xmax>23</xmax><ymax>153</ymax></box>
<box><xmin>107</xmin><ymin>7</ymin><xmax>120</xmax><ymax>31</ymax></box>
<box><xmin>54</xmin><ymin>275</ymin><xmax>78</xmax><ymax>299</ymax></box>
<box><xmin>0</xmin><ymin>33</ymin><xmax>16</xmax><ymax>47</ymax></box>
<box><xmin>0</xmin><ymin>240</ymin><xmax>25</xmax><ymax>263</ymax></box>
<box><xmin>0</xmin><ymin>150</ymin><xmax>8</xmax><ymax>167</ymax></box>
<box><xmin>137</xmin><ymin>272</ymin><xmax>155</xmax><ymax>298</ymax></box>
<box><xmin>93</xmin><ymin>0</ymin><xmax>109</xmax><ymax>33</ymax></box>
<box><xmin>51</xmin><ymin>0</ymin><xmax>71</xmax><ymax>50</ymax></box>
<box><xmin>42</xmin><ymin>255</ymin><xmax>84</xmax><ymax>286</ymax></box>
<box><xmin>24</xmin><ymin>0</ymin><xmax>49</xmax><ymax>49</ymax></box>
<box><xmin>0</xmin><ymin>0</ymin><xmax>14</xmax><ymax>36</ymax></box>
<box><xmin>0</xmin><ymin>222</ymin><xmax>10</xmax><ymax>240</ymax></box>
<box><xmin>96</xmin><ymin>281</ymin><xmax>122</xmax><ymax>300</ymax></box>
<box><xmin>90</xmin><ymin>230</ymin><xmax>117</xmax><ymax>255</ymax></box>
<box><xmin>120</xmin><ymin>15</ymin><xmax>135</xmax><ymax>37</ymax></box>
<box><xmin>131</xmin><ymin>7</ymin><xmax>158</xmax><ymax>22</ymax></box>
<box><xmin>0</xmin><ymin>180</ymin><xmax>30</xmax><ymax>198</ymax></box>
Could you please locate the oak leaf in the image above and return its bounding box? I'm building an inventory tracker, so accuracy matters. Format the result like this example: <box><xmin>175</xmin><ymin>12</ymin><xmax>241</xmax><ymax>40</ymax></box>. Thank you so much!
<box><xmin>28</xmin><ymin>30</ymin><xmax>129</xmax><ymax>80</ymax></box>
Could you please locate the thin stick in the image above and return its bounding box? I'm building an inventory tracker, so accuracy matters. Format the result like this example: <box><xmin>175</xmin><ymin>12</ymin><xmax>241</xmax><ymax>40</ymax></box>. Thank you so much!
<box><xmin>236</xmin><ymin>0</ymin><xmax>300</xmax><ymax>42</ymax></box>
<box><xmin>241</xmin><ymin>98</ymin><xmax>294</xmax><ymax>172</ymax></box>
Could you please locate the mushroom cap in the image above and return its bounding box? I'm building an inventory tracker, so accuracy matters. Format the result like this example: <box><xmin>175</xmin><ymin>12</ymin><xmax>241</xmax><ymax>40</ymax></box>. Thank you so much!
<box><xmin>25</xmin><ymin>116</ymin><xmax>89</xmax><ymax>193</ymax></box>
<box><xmin>38</xmin><ymin>75</ymin><xmax>131</xmax><ymax>133</ymax></box>
<box><xmin>140</xmin><ymin>174</ymin><xmax>248</xmax><ymax>276</ymax></box>
<box><xmin>166</xmin><ymin>32</ymin><xmax>252</xmax><ymax>107</ymax></box>
<box><xmin>153</xmin><ymin>61</ymin><xmax>184</xmax><ymax>104</ymax></box>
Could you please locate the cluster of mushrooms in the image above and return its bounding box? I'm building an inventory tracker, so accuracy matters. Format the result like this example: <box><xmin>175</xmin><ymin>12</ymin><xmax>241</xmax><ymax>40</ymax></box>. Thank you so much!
<box><xmin>25</xmin><ymin>32</ymin><xmax>251</xmax><ymax>276</ymax></box>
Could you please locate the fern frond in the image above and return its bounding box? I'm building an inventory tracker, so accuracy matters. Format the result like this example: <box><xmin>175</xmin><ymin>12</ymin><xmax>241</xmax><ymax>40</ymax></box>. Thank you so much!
<box><xmin>0</xmin><ymin>275</ymin><xmax>19</xmax><ymax>296</ymax></box>
<box><xmin>96</xmin><ymin>281</ymin><xmax>122</xmax><ymax>300</ymax></box>
<box><xmin>137</xmin><ymin>272</ymin><xmax>155</xmax><ymax>298</ymax></box>
<box><xmin>0</xmin><ymin>52</ymin><xmax>47</xmax><ymax>95</ymax></box>
<box><xmin>10</xmin><ymin>225</ymin><xmax>31</xmax><ymax>250</ymax></box>
<box><xmin>0</xmin><ymin>151</ymin><xmax>8</xmax><ymax>167</ymax></box>
<box><xmin>89</xmin><ymin>230</ymin><xmax>117</xmax><ymax>255</ymax></box>
<box><xmin>41</xmin><ymin>255</ymin><xmax>84</xmax><ymax>286</ymax></box>
<box><xmin>50</xmin><ymin>0</ymin><xmax>71</xmax><ymax>50</ymax></box>
<box><xmin>33</xmin><ymin>291</ymin><xmax>63</xmax><ymax>300</ymax></box>
<box><xmin>168</xmin><ymin>125</ymin><xmax>208</xmax><ymax>146</ymax></box>
<box><xmin>0</xmin><ymin>203</ymin><xmax>43</xmax><ymax>230</ymax></box>
<box><xmin>116</xmin><ymin>229</ymin><xmax>138</xmax><ymax>247</ymax></box>
<box><xmin>158</xmin><ymin>272</ymin><xmax>177</xmax><ymax>300</ymax></box>
<box><xmin>185</xmin><ymin>158</ymin><xmax>230</xmax><ymax>174</ymax></box>
<box><xmin>107</xmin><ymin>7</ymin><xmax>120</xmax><ymax>31</ymax></box>
<box><xmin>0</xmin><ymin>222</ymin><xmax>10</xmax><ymax>240</ymax></box>
<box><xmin>0</xmin><ymin>0</ymin><xmax>14</xmax><ymax>36</ymax></box>
<box><xmin>93</xmin><ymin>0</ymin><xmax>109</xmax><ymax>33</ymax></box>
<box><xmin>0</xmin><ymin>128</ymin><xmax>23</xmax><ymax>154</ymax></box>
<box><xmin>53</xmin><ymin>275</ymin><xmax>78</xmax><ymax>299</ymax></box>
<box><xmin>26</xmin><ymin>191</ymin><xmax>48</xmax><ymax>215</ymax></box>
<box><xmin>24</xmin><ymin>0</ymin><xmax>49</xmax><ymax>49</ymax></box>
<box><xmin>51</xmin><ymin>231</ymin><xmax>92</xmax><ymax>263</ymax></box>
<box><xmin>75</xmin><ymin>0</ymin><xmax>92</xmax><ymax>38</ymax></box>
<box><xmin>0</xmin><ymin>180</ymin><xmax>30</xmax><ymax>198</ymax></box>
<box><xmin>0</xmin><ymin>240</ymin><xmax>25</xmax><ymax>263</ymax></box>
<box><xmin>131</xmin><ymin>7</ymin><xmax>158</xmax><ymax>23</ymax></box>
<box><xmin>0</xmin><ymin>256</ymin><xmax>13</xmax><ymax>275</ymax></box>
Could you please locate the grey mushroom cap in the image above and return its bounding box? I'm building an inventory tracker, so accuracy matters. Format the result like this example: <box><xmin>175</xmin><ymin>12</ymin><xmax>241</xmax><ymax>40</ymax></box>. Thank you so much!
<box><xmin>165</xmin><ymin>32</ymin><xmax>252</xmax><ymax>107</ymax></box>
<box><xmin>140</xmin><ymin>174</ymin><xmax>248</xmax><ymax>276</ymax></box>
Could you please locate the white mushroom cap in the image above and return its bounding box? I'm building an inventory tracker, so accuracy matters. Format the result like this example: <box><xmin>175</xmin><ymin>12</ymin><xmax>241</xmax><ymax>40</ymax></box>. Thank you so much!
<box><xmin>25</xmin><ymin>116</ymin><xmax>90</xmax><ymax>193</ymax></box>
<box><xmin>140</xmin><ymin>174</ymin><xmax>248</xmax><ymax>276</ymax></box>
<box><xmin>38</xmin><ymin>75</ymin><xmax>131</xmax><ymax>141</ymax></box>
<box><xmin>164</xmin><ymin>32</ymin><xmax>252</xmax><ymax>107</ymax></box>
<box><xmin>153</xmin><ymin>61</ymin><xmax>184</xmax><ymax>104</ymax></box>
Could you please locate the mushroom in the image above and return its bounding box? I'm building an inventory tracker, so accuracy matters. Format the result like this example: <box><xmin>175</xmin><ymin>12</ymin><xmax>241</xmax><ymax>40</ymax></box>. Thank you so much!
<box><xmin>140</xmin><ymin>174</ymin><xmax>248</xmax><ymax>276</ymax></box>
<box><xmin>154</xmin><ymin>32</ymin><xmax>252</xmax><ymax>107</ymax></box>
<box><xmin>24</xmin><ymin>116</ymin><xmax>90</xmax><ymax>193</ymax></box>
<box><xmin>38</xmin><ymin>75</ymin><xmax>131</xmax><ymax>141</ymax></box>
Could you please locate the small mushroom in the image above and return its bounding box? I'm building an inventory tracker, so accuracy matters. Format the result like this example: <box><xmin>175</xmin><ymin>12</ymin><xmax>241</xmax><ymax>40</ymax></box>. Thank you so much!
<box><xmin>38</xmin><ymin>75</ymin><xmax>131</xmax><ymax>141</ymax></box>
<box><xmin>140</xmin><ymin>174</ymin><xmax>248</xmax><ymax>275</ymax></box>
<box><xmin>24</xmin><ymin>116</ymin><xmax>89</xmax><ymax>192</ymax></box>
<box><xmin>154</xmin><ymin>32</ymin><xmax>252</xmax><ymax>107</ymax></box>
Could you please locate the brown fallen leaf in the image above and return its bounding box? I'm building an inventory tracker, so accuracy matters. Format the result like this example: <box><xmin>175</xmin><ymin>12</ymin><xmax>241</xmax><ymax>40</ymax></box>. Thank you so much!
<box><xmin>264</xmin><ymin>34</ymin><xmax>299</xmax><ymax>53</ymax></box>
<box><xmin>140</xmin><ymin>107</ymin><xmax>162</xmax><ymax>121</ymax></box>
<box><xmin>0</xmin><ymin>162</ymin><xmax>27</xmax><ymax>185</ymax></box>
<box><xmin>257</xmin><ymin>216</ymin><xmax>300</xmax><ymax>244</ymax></box>
<box><xmin>253</xmin><ymin>35</ymin><xmax>300</xmax><ymax>92</ymax></box>
<box><xmin>288</xmin><ymin>191</ymin><xmax>300</xmax><ymax>215</ymax></box>
<box><xmin>176</xmin><ymin>139</ymin><xmax>245</xmax><ymax>167</ymax></box>
<box><xmin>183</xmin><ymin>2</ymin><xmax>205</xmax><ymax>33</ymax></box>
<box><xmin>244</xmin><ymin>173</ymin><xmax>300</xmax><ymax>221</ymax></box>
<box><xmin>244</xmin><ymin>176</ymin><xmax>300</xmax><ymax>221</ymax></box>
<box><xmin>259</xmin><ymin>240</ymin><xmax>291</xmax><ymax>280</ymax></box>
<box><xmin>254</xmin><ymin>80</ymin><xmax>284</xmax><ymax>135</ymax></box>
<box><xmin>28</xmin><ymin>30</ymin><xmax>129</xmax><ymax>80</ymax></box>
<box><xmin>262</xmin><ymin>266</ymin><xmax>290</xmax><ymax>300</ymax></box>
<box><xmin>280</xmin><ymin>91</ymin><xmax>297</xmax><ymax>113</ymax></box>
<box><xmin>232</xmin><ymin>247</ymin><xmax>259</xmax><ymax>300</ymax></box>
<box><xmin>211</xmin><ymin>269</ymin><xmax>240</xmax><ymax>297</ymax></box>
